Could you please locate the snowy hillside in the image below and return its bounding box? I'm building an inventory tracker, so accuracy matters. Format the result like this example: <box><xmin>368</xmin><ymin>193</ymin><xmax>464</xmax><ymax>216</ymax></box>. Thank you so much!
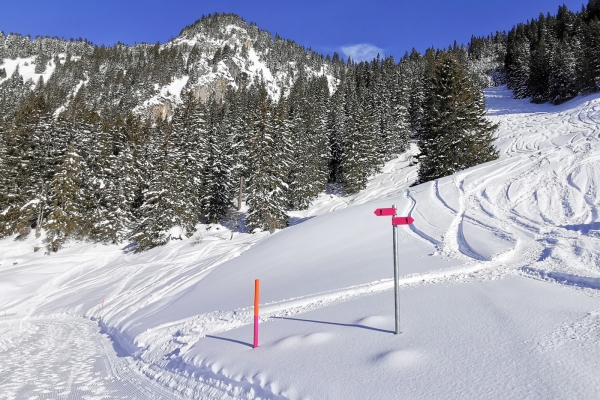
<box><xmin>1</xmin><ymin>86</ymin><xmax>600</xmax><ymax>399</ymax></box>
<box><xmin>0</xmin><ymin>14</ymin><xmax>337</xmax><ymax>119</ymax></box>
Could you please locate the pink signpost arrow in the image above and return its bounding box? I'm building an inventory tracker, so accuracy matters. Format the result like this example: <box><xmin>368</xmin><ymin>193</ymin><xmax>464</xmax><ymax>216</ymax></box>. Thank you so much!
<box><xmin>392</xmin><ymin>216</ymin><xmax>414</xmax><ymax>226</ymax></box>
<box><xmin>374</xmin><ymin>207</ymin><xmax>396</xmax><ymax>217</ymax></box>
<box><xmin>374</xmin><ymin>205</ymin><xmax>414</xmax><ymax>335</ymax></box>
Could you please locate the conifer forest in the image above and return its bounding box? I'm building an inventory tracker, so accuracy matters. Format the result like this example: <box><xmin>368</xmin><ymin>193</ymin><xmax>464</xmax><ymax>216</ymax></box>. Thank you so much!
<box><xmin>1</xmin><ymin>2</ymin><xmax>600</xmax><ymax>251</ymax></box>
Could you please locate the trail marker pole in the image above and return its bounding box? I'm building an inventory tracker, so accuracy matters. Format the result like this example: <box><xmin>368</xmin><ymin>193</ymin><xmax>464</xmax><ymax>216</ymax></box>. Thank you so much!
<box><xmin>374</xmin><ymin>205</ymin><xmax>414</xmax><ymax>335</ymax></box>
<box><xmin>253</xmin><ymin>279</ymin><xmax>260</xmax><ymax>348</ymax></box>
<box><xmin>392</xmin><ymin>205</ymin><xmax>400</xmax><ymax>335</ymax></box>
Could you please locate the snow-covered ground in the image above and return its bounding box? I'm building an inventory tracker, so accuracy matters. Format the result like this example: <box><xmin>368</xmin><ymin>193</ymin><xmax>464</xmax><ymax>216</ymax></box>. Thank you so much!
<box><xmin>1</xmin><ymin>86</ymin><xmax>600</xmax><ymax>399</ymax></box>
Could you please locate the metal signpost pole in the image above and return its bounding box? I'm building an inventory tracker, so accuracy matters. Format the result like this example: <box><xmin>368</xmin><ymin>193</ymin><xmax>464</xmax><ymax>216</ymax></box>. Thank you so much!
<box><xmin>374</xmin><ymin>206</ymin><xmax>413</xmax><ymax>335</ymax></box>
<box><xmin>392</xmin><ymin>205</ymin><xmax>400</xmax><ymax>335</ymax></box>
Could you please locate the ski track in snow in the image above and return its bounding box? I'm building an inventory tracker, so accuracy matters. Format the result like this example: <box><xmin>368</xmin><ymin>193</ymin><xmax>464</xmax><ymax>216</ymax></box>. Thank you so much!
<box><xmin>0</xmin><ymin>316</ymin><xmax>182</xmax><ymax>400</ymax></box>
<box><xmin>2</xmin><ymin>86</ymin><xmax>600</xmax><ymax>398</ymax></box>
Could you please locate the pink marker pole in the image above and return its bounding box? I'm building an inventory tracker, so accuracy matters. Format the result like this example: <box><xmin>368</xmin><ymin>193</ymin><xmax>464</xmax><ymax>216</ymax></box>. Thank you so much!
<box><xmin>253</xmin><ymin>279</ymin><xmax>260</xmax><ymax>348</ymax></box>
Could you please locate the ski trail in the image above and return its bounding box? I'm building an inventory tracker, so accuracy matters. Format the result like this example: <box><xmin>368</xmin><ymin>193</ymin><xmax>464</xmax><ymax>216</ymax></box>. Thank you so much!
<box><xmin>136</xmin><ymin>260</ymin><xmax>511</xmax><ymax>365</ymax></box>
<box><xmin>0</xmin><ymin>316</ymin><xmax>186</xmax><ymax>400</ymax></box>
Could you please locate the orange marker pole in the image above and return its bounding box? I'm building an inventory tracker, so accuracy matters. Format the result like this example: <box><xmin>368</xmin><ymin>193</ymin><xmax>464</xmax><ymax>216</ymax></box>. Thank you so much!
<box><xmin>102</xmin><ymin>299</ymin><xmax>104</xmax><ymax>307</ymax></box>
<box><xmin>253</xmin><ymin>279</ymin><xmax>260</xmax><ymax>348</ymax></box>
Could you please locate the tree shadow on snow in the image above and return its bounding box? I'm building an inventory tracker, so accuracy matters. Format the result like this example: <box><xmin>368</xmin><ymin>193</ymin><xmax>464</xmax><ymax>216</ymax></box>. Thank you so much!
<box><xmin>271</xmin><ymin>316</ymin><xmax>393</xmax><ymax>334</ymax></box>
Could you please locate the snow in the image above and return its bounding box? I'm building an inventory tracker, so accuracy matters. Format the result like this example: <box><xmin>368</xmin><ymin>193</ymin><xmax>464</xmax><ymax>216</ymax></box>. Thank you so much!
<box><xmin>135</xmin><ymin>76</ymin><xmax>190</xmax><ymax>112</ymax></box>
<box><xmin>1</xmin><ymin>86</ymin><xmax>600</xmax><ymax>398</ymax></box>
<box><xmin>0</xmin><ymin>56</ymin><xmax>57</xmax><ymax>86</ymax></box>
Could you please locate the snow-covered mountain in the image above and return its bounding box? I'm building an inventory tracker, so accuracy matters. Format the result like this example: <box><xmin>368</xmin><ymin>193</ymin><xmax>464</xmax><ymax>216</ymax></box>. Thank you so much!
<box><xmin>1</xmin><ymin>86</ymin><xmax>599</xmax><ymax>399</ymax></box>
<box><xmin>0</xmin><ymin>14</ymin><xmax>339</xmax><ymax>119</ymax></box>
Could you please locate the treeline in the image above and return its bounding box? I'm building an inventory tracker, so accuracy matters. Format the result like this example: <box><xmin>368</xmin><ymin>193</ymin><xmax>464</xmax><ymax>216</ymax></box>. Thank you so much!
<box><xmin>0</xmin><ymin>56</ymin><xmax>412</xmax><ymax>251</ymax></box>
<box><xmin>505</xmin><ymin>1</ymin><xmax>600</xmax><ymax>103</ymax></box>
<box><xmin>0</xmin><ymin>11</ymin><xmax>512</xmax><ymax>251</ymax></box>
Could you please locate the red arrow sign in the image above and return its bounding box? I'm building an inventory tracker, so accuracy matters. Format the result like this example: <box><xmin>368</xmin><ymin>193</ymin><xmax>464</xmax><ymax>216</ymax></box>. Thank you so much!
<box><xmin>374</xmin><ymin>208</ymin><xmax>396</xmax><ymax>216</ymax></box>
<box><xmin>392</xmin><ymin>216</ymin><xmax>414</xmax><ymax>226</ymax></box>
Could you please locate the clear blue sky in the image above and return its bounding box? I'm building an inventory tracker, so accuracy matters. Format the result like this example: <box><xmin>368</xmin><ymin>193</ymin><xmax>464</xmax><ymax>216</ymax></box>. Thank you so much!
<box><xmin>0</xmin><ymin>0</ymin><xmax>587</xmax><ymax>61</ymax></box>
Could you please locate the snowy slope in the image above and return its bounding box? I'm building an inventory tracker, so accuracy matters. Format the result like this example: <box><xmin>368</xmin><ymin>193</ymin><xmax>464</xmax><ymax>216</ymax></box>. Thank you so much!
<box><xmin>1</xmin><ymin>86</ymin><xmax>600</xmax><ymax>399</ymax></box>
<box><xmin>0</xmin><ymin>56</ymin><xmax>57</xmax><ymax>87</ymax></box>
<box><xmin>1</xmin><ymin>21</ymin><xmax>337</xmax><ymax>118</ymax></box>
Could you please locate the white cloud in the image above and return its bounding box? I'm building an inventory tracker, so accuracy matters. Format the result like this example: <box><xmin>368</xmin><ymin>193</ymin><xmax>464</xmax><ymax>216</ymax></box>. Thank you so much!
<box><xmin>340</xmin><ymin>43</ymin><xmax>383</xmax><ymax>62</ymax></box>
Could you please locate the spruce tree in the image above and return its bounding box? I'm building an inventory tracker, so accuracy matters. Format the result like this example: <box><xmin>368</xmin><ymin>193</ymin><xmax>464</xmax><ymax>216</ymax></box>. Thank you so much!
<box><xmin>1</xmin><ymin>93</ymin><xmax>56</xmax><ymax>238</ymax></box>
<box><xmin>201</xmin><ymin>100</ymin><xmax>233</xmax><ymax>223</ymax></box>
<box><xmin>326</xmin><ymin>76</ymin><xmax>346</xmax><ymax>184</ymax></box>
<box><xmin>548</xmin><ymin>38</ymin><xmax>579</xmax><ymax>104</ymax></box>
<box><xmin>286</xmin><ymin>74</ymin><xmax>329</xmax><ymax>209</ymax></box>
<box><xmin>506</xmin><ymin>33</ymin><xmax>531</xmax><ymax>99</ymax></box>
<box><xmin>418</xmin><ymin>53</ymin><xmax>499</xmax><ymax>183</ymax></box>
<box><xmin>129</xmin><ymin>120</ymin><xmax>175</xmax><ymax>250</ymax></box>
<box><xmin>245</xmin><ymin>84</ymin><xmax>289</xmax><ymax>232</ymax></box>
<box><xmin>529</xmin><ymin>27</ymin><xmax>554</xmax><ymax>103</ymax></box>
<box><xmin>45</xmin><ymin>144</ymin><xmax>85</xmax><ymax>251</ymax></box>
<box><xmin>339</xmin><ymin>71</ymin><xmax>379</xmax><ymax>194</ymax></box>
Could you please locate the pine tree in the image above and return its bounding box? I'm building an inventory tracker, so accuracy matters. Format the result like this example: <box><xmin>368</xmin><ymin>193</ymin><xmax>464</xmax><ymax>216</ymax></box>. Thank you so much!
<box><xmin>339</xmin><ymin>71</ymin><xmax>379</xmax><ymax>194</ymax></box>
<box><xmin>529</xmin><ymin>27</ymin><xmax>554</xmax><ymax>103</ymax></box>
<box><xmin>87</xmin><ymin>120</ymin><xmax>137</xmax><ymax>243</ymax></box>
<box><xmin>130</xmin><ymin>95</ymin><xmax>206</xmax><ymax>250</ymax></box>
<box><xmin>129</xmin><ymin>120</ymin><xmax>175</xmax><ymax>250</ymax></box>
<box><xmin>506</xmin><ymin>33</ymin><xmax>531</xmax><ymax>99</ymax></box>
<box><xmin>326</xmin><ymin>77</ymin><xmax>346</xmax><ymax>184</ymax></box>
<box><xmin>405</xmin><ymin>49</ymin><xmax>427</xmax><ymax>133</ymax></box>
<box><xmin>245</xmin><ymin>84</ymin><xmax>289</xmax><ymax>232</ymax></box>
<box><xmin>286</xmin><ymin>74</ymin><xmax>329</xmax><ymax>209</ymax></box>
<box><xmin>418</xmin><ymin>53</ymin><xmax>499</xmax><ymax>183</ymax></box>
<box><xmin>1</xmin><ymin>93</ymin><xmax>56</xmax><ymax>238</ymax></box>
<box><xmin>581</xmin><ymin>17</ymin><xmax>600</xmax><ymax>92</ymax></box>
<box><xmin>201</xmin><ymin>100</ymin><xmax>233</xmax><ymax>223</ymax></box>
<box><xmin>45</xmin><ymin>144</ymin><xmax>85</xmax><ymax>251</ymax></box>
<box><xmin>375</xmin><ymin>56</ymin><xmax>410</xmax><ymax>160</ymax></box>
<box><xmin>548</xmin><ymin>38</ymin><xmax>579</xmax><ymax>104</ymax></box>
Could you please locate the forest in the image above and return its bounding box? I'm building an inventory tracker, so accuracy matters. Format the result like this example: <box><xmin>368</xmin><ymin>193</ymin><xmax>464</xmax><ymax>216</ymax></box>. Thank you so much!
<box><xmin>1</xmin><ymin>2</ymin><xmax>599</xmax><ymax>251</ymax></box>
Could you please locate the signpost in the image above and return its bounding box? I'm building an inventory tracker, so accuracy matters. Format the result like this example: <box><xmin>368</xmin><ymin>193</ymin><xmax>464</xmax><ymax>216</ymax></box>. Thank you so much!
<box><xmin>374</xmin><ymin>205</ymin><xmax>414</xmax><ymax>335</ymax></box>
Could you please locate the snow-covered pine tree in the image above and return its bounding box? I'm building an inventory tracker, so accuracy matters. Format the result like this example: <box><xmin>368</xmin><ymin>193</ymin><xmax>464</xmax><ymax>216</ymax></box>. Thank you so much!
<box><xmin>131</xmin><ymin>93</ymin><xmax>207</xmax><ymax>250</ymax></box>
<box><xmin>375</xmin><ymin>56</ymin><xmax>410</xmax><ymax>160</ymax></box>
<box><xmin>169</xmin><ymin>92</ymin><xmax>206</xmax><ymax>230</ymax></box>
<box><xmin>404</xmin><ymin>49</ymin><xmax>427</xmax><ymax>134</ymax></box>
<box><xmin>45</xmin><ymin>143</ymin><xmax>86</xmax><ymax>251</ymax></box>
<box><xmin>529</xmin><ymin>26</ymin><xmax>554</xmax><ymax>103</ymax></box>
<box><xmin>129</xmin><ymin>120</ymin><xmax>174</xmax><ymax>250</ymax></box>
<box><xmin>245</xmin><ymin>84</ymin><xmax>289</xmax><ymax>232</ymax></box>
<box><xmin>2</xmin><ymin>93</ymin><xmax>56</xmax><ymax>238</ymax></box>
<box><xmin>548</xmin><ymin>38</ymin><xmax>579</xmax><ymax>104</ymax></box>
<box><xmin>286</xmin><ymin>74</ymin><xmax>329</xmax><ymax>209</ymax></box>
<box><xmin>326</xmin><ymin>74</ymin><xmax>346</xmax><ymax>184</ymax></box>
<box><xmin>223</xmin><ymin>86</ymin><xmax>250</xmax><ymax>211</ymax></box>
<box><xmin>339</xmin><ymin>71</ymin><xmax>379</xmax><ymax>194</ymax></box>
<box><xmin>581</xmin><ymin>17</ymin><xmax>600</xmax><ymax>92</ymax></box>
<box><xmin>418</xmin><ymin>53</ymin><xmax>499</xmax><ymax>183</ymax></box>
<box><xmin>201</xmin><ymin>100</ymin><xmax>233</xmax><ymax>223</ymax></box>
<box><xmin>86</xmin><ymin>119</ymin><xmax>137</xmax><ymax>243</ymax></box>
<box><xmin>0</xmin><ymin>121</ymin><xmax>12</xmax><ymax>238</ymax></box>
<box><xmin>505</xmin><ymin>31</ymin><xmax>531</xmax><ymax>99</ymax></box>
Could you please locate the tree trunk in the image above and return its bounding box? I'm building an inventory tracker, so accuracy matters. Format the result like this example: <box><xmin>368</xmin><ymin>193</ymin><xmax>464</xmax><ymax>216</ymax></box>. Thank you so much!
<box><xmin>237</xmin><ymin>176</ymin><xmax>244</xmax><ymax>210</ymax></box>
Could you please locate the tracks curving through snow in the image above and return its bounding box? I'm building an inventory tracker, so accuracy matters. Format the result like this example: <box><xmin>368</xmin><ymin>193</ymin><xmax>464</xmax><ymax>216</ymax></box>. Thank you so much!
<box><xmin>0</xmin><ymin>316</ymin><xmax>184</xmax><ymax>400</ymax></box>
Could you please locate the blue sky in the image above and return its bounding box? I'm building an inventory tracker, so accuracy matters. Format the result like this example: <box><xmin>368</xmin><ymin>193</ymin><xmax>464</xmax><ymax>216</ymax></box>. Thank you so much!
<box><xmin>0</xmin><ymin>0</ymin><xmax>587</xmax><ymax>61</ymax></box>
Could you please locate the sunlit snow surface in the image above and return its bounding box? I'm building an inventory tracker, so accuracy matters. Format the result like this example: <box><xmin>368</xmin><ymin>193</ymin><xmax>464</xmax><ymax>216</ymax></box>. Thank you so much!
<box><xmin>1</xmin><ymin>86</ymin><xmax>600</xmax><ymax>399</ymax></box>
